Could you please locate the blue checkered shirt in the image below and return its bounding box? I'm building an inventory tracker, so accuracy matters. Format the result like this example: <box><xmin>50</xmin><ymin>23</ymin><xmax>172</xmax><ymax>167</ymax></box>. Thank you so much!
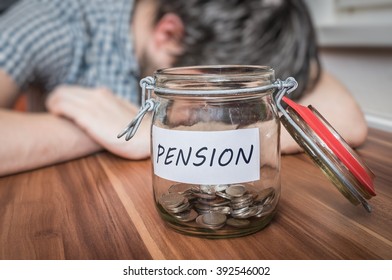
<box><xmin>0</xmin><ymin>0</ymin><xmax>140</xmax><ymax>104</ymax></box>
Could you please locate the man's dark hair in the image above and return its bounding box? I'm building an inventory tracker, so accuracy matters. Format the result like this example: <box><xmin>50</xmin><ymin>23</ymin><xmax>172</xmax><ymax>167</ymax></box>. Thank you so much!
<box><xmin>156</xmin><ymin>0</ymin><xmax>321</xmax><ymax>99</ymax></box>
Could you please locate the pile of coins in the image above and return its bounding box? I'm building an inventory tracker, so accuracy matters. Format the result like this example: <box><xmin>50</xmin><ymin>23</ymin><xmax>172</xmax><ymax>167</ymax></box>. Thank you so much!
<box><xmin>158</xmin><ymin>183</ymin><xmax>276</xmax><ymax>229</ymax></box>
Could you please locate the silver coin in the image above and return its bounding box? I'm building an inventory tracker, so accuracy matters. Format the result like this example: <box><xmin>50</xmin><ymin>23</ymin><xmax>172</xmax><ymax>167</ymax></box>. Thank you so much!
<box><xmin>231</xmin><ymin>206</ymin><xmax>258</xmax><ymax>219</ymax></box>
<box><xmin>197</xmin><ymin>197</ymin><xmax>229</xmax><ymax>206</ymax></box>
<box><xmin>226</xmin><ymin>184</ymin><xmax>247</xmax><ymax>197</ymax></box>
<box><xmin>196</xmin><ymin>215</ymin><xmax>225</xmax><ymax>230</ymax></box>
<box><xmin>211</xmin><ymin>206</ymin><xmax>231</xmax><ymax>215</ymax></box>
<box><xmin>262</xmin><ymin>195</ymin><xmax>274</xmax><ymax>206</ymax></box>
<box><xmin>242</xmin><ymin>206</ymin><xmax>259</xmax><ymax>218</ymax></box>
<box><xmin>231</xmin><ymin>194</ymin><xmax>254</xmax><ymax>210</ymax></box>
<box><xmin>194</xmin><ymin>203</ymin><xmax>211</xmax><ymax>210</ymax></box>
<box><xmin>202</xmin><ymin>212</ymin><xmax>227</xmax><ymax>226</ymax></box>
<box><xmin>209</xmin><ymin>199</ymin><xmax>230</xmax><ymax>207</ymax></box>
<box><xmin>254</xmin><ymin>205</ymin><xmax>265</xmax><ymax>217</ymax></box>
<box><xmin>216</xmin><ymin>191</ymin><xmax>232</xmax><ymax>200</ymax></box>
<box><xmin>231</xmin><ymin>202</ymin><xmax>253</xmax><ymax>210</ymax></box>
<box><xmin>255</xmin><ymin>204</ymin><xmax>274</xmax><ymax>218</ymax></box>
<box><xmin>194</xmin><ymin>209</ymin><xmax>211</xmax><ymax>215</ymax></box>
<box><xmin>192</xmin><ymin>192</ymin><xmax>217</xmax><ymax>199</ymax></box>
<box><xmin>159</xmin><ymin>193</ymin><xmax>186</xmax><ymax>208</ymax></box>
<box><xmin>231</xmin><ymin>206</ymin><xmax>250</xmax><ymax>215</ymax></box>
<box><xmin>231</xmin><ymin>193</ymin><xmax>254</xmax><ymax>204</ymax></box>
<box><xmin>168</xmin><ymin>183</ymin><xmax>194</xmax><ymax>194</ymax></box>
<box><xmin>194</xmin><ymin>203</ymin><xmax>212</xmax><ymax>215</ymax></box>
<box><xmin>200</xmin><ymin>185</ymin><xmax>216</xmax><ymax>194</ymax></box>
<box><xmin>168</xmin><ymin>201</ymin><xmax>191</xmax><ymax>214</ymax></box>
<box><xmin>174</xmin><ymin>209</ymin><xmax>198</xmax><ymax>222</ymax></box>
<box><xmin>214</xmin><ymin>184</ymin><xmax>229</xmax><ymax>192</ymax></box>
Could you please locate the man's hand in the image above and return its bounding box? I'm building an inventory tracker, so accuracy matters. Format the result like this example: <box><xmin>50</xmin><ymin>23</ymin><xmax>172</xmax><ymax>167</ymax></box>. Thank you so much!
<box><xmin>46</xmin><ymin>86</ymin><xmax>151</xmax><ymax>160</ymax></box>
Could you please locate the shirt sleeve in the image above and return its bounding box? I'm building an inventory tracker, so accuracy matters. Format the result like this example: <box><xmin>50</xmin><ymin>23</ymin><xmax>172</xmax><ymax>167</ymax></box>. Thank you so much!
<box><xmin>0</xmin><ymin>0</ymin><xmax>73</xmax><ymax>90</ymax></box>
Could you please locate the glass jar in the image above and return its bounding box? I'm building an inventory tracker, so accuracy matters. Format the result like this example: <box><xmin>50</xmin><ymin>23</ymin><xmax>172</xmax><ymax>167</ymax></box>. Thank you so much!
<box><xmin>150</xmin><ymin>65</ymin><xmax>280</xmax><ymax>238</ymax></box>
<box><xmin>118</xmin><ymin>65</ymin><xmax>376</xmax><ymax>238</ymax></box>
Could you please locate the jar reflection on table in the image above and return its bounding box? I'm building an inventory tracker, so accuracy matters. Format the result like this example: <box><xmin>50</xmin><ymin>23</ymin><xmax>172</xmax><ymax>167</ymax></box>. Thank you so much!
<box><xmin>151</xmin><ymin>66</ymin><xmax>281</xmax><ymax>238</ymax></box>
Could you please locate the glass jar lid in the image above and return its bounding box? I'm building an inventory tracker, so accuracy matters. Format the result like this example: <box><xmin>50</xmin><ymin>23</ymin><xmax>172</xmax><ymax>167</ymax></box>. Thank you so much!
<box><xmin>276</xmin><ymin>94</ymin><xmax>376</xmax><ymax>212</ymax></box>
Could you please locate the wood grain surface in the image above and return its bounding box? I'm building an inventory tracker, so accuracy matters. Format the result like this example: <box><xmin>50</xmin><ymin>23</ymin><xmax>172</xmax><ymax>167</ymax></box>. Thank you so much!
<box><xmin>0</xmin><ymin>128</ymin><xmax>391</xmax><ymax>260</ymax></box>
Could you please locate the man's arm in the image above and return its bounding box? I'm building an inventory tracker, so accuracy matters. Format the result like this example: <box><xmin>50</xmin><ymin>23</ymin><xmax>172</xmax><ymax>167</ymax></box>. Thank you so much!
<box><xmin>46</xmin><ymin>85</ymin><xmax>151</xmax><ymax>160</ymax></box>
<box><xmin>44</xmin><ymin>72</ymin><xmax>367</xmax><ymax>159</ymax></box>
<box><xmin>0</xmin><ymin>110</ymin><xmax>102</xmax><ymax>176</ymax></box>
<box><xmin>0</xmin><ymin>71</ymin><xmax>102</xmax><ymax>176</ymax></box>
<box><xmin>0</xmin><ymin>69</ymin><xmax>18</xmax><ymax>108</ymax></box>
<box><xmin>281</xmin><ymin>71</ymin><xmax>368</xmax><ymax>154</ymax></box>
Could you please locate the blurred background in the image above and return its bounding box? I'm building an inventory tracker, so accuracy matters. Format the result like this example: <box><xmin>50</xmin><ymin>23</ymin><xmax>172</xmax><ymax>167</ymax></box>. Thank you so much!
<box><xmin>1</xmin><ymin>0</ymin><xmax>391</xmax><ymax>132</ymax></box>
<box><xmin>0</xmin><ymin>0</ymin><xmax>15</xmax><ymax>13</ymax></box>
<box><xmin>304</xmin><ymin>0</ymin><xmax>392</xmax><ymax>132</ymax></box>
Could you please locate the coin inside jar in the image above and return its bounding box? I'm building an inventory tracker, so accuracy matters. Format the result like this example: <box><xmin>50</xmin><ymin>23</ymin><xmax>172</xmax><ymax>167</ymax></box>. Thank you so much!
<box><xmin>159</xmin><ymin>193</ymin><xmax>186</xmax><ymax>208</ymax></box>
<box><xmin>214</xmin><ymin>184</ymin><xmax>229</xmax><ymax>192</ymax></box>
<box><xmin>202</xmin><ymin>212</ymin><xmax>227</xmax><ymax>226</ymax></box>
<box><xmin>196</xmin><ymin>215</ymin><xmax>225</xmax><ymax>230</ymax></box>
<box><xmin>225</xmin><ymin>184</ymin><xmax>247</xmax><ymax>197</ymax></box>
<box><xmin>200</xmin><ymin>185</ymin><xmax>216</xmax><ymax>194</ymax></box>
<box><xmin>158</xmin><ymin>182</ymin><xmax>277</xmax><ymax>232</ymax></box>
<box><xmin>168</xmin><ymin>183</ymin><xmax>194</xmax><ymax>194</ymax></box>
<box><xmin>173</xmin><ymin>209</ymin><xmax>198</xmax><ymax>222</ymax></box>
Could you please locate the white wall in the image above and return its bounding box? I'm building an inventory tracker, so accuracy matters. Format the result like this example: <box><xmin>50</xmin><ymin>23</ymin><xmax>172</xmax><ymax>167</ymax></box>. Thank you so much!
<box><xmin>304</xmin><ymin>0</ymin><xmax>392</xmax><ymax>132</ymax></box>
<box><xmin>320</xmin><ymin>48</ymin><xmax>392</xmax><ymax>132</ymax></box>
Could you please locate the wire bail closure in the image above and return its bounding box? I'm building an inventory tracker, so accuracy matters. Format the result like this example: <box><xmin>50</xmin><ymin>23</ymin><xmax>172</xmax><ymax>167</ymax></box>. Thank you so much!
<box><xmin>117</xmin><ymin>77</ymin><xmax>156</xmax><ymax>141</ymax></box>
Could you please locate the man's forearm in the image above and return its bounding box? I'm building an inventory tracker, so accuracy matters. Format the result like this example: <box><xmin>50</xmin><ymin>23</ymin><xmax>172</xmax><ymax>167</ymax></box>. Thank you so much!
<box><xmin>0</xmin><ymin>109</ymin><xmax>102</xmax><ymax>176</ymax></box>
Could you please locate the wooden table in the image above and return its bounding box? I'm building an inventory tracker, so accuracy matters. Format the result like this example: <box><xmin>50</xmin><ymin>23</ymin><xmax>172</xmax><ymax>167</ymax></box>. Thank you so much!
<box><xmin>1</xmin><ymin>128</ymin><xmax>391</xmax><ymax>260</ymax></box>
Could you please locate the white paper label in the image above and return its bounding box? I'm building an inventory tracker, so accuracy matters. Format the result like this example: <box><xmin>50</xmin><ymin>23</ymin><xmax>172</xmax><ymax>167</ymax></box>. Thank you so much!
<box><xmin>152</xmin><ymin>126</ymin><xmax>260</xmax><ymax>184</ymax></box>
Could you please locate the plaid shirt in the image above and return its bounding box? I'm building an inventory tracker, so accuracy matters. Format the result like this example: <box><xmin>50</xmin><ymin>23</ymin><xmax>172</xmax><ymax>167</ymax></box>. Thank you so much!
<box><xmin>0</xmin><ymin>0</ymin><xmax>140</xmax><ymax>104</ymax></box>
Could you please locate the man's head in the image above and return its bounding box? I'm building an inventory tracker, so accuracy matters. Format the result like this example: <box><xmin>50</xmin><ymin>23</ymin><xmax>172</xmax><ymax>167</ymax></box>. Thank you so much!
<box><xmin>135</xmin><ymin>0</ymin><xmax>320</xmax><ymax>99</ymax></box>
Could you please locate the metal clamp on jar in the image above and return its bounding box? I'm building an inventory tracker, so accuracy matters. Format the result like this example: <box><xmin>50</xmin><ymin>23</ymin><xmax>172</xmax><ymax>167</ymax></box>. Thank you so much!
<box><xmin>118</xmin><ymin>65</ymin><xmax>375</xmax><ymax>238</ymax></box>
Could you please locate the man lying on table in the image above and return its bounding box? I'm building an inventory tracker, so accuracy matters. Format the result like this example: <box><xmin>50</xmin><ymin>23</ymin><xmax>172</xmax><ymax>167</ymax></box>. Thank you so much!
<box><xmin>0</xmin><ymin>0</ymin><xmax>367</xmax><ymax>176</ymax></box>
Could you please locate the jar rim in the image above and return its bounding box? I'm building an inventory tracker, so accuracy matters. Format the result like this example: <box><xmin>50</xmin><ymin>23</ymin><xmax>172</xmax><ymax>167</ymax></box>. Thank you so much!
<box><xmin>153</xmin><ymin>65</ymin><xmax>276</xmax><ymax>96</ymax></box>
<box><xmin>155</xmin><ymin>65</ymin><xmax>274</xmax><ymax>77</ymax></box>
